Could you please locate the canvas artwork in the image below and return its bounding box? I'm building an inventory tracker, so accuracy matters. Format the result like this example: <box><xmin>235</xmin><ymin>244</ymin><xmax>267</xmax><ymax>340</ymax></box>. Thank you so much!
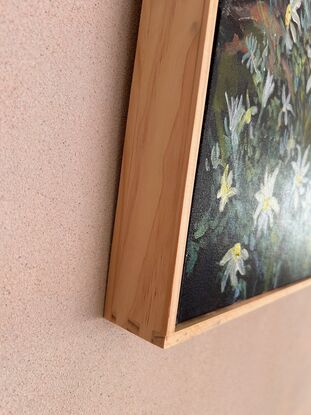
<box><xmin>178</xmin><ymin>0</ymin><xmax>311</xmax><ymax>323</ymax></box>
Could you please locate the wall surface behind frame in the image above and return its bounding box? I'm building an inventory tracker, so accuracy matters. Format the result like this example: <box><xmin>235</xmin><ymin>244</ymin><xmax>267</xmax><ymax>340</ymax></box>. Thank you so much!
<box><xmin>1</xmin><ymin>1</ymin><xmax>311</xmax><ymax>414</ymax></box>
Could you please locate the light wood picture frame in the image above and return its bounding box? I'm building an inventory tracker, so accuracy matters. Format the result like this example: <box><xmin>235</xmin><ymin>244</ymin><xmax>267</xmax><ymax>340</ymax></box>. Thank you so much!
<box><xmin>104</xmin><ymin>0</ymin><xmax>311</xmax><ymax>348</ymax></box>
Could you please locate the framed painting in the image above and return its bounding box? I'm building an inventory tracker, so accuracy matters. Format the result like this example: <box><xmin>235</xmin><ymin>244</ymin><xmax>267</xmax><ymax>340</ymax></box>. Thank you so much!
<box><xmin>104</xmin><ymin>0</ymin><xmax>311</xmax><ymax>348</ymax></box>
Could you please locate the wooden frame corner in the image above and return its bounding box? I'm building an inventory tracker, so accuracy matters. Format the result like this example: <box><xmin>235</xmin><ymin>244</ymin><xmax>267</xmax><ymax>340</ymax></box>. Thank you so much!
<box><xmin>104</xmin><ymin>0</ymin><xmax>311</xmax><ymax>348</ymax></box>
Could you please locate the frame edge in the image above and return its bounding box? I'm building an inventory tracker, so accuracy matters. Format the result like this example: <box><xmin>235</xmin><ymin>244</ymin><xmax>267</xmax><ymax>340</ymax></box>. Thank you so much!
<box><xmin>104</xmin><ymin>0</ymin><xmax>218</xmax><ymax>345</ymax></box>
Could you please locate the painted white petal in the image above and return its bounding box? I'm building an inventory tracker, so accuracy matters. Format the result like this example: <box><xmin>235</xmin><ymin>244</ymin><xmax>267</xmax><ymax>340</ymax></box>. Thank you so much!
<box><xmin>268</xmin><ymin>209</ymin><xmax>274</xmax><ymax>227</ymax></box>
<box><xmin>255</xmin><ymin>191</ymin><xmax>264</xmax><ymax>202</ymax></box>
<box><xmin>300</xmin><ymin>188</ymin><xmax>305</xmax><ymax>196</ymax></box>
<box><xmin>297</xmin><ymin>145</ymin><xmax>302</xmax><ymax>165</ymax></box>
<box><xmin>220</xmin><ymin>250</ymin><xmax>233</xmax><ymax>266</ymax></box>
<box><xmin>228</xmin><ymin>187</ymin><xmax>237</xmax><ymax>198</ymax></box>
<box><xmin>219</xmin><ymin>197</ymin><xmax>226</xmax><ymax>212</ymax></box>
<box><xmin>241</xmin><ymin>249</ymin><xmax>249</xmax><ymax>260</ymax></box>
<box><xmin>302</xmin><ymin>163</ymin><xmax>310</xmax><ymax>177</ymax></box>
<box><xmin>264</xmin><ymin>169</ymin><xmax>268</xmax><ymax>185</ymax></box>
<box><xmin>290</xmin><ymin>22</ymin><xmax>297</xmax><ymax>43</ymax></box>
<box><xmin>291</xmin><ymin>9</ymin><xmax>301</xmax><ymax>31</ymax></box>
<box><xmin>221</xmin><ymin>269</ymin><xmax>230</xmax><ymax>292</ymax></box>
<box><xmin>236</xmin><ymin>258</ymin><xmax>246</xmax><ymax>276</ymax></box>
<box><xmin>228</xmin><ymin>170</ymin><xmax>233</xmax><ymax>187</ymax></box>
<box><xmin>302</xmin><ymin>147</ymin><xmax>310</xmax><ymax>168</ymax></box>
<box><xmin>271</xmin><ymin>166</ymin><xmax>279</xmax><ymax>189</ymax></box>
<box><xmin>282</xmin><ymin>85</ymin><xmax>286</xmax><ymax>102</ymax></box>
<box><xmin>254</xmin><ymin>204</ymin><xmax>262</xmax><ymax>224</ymax></box>
<box><xmin>270</xmin><ymin>197</ymin><xmax>280</xmax><ymax>214</ymax></box>
<box><xmin>257</xmin><ymin>214</ymin><xmax>264</xmax><ymax>236</ymax></box>
<box><xmin>286</xmin><ymin>93</ymin><xmax>291</xmax><ymax>105</ymax></box>
<box><xmin>294</xmin><ymin>191</ymin><xmax>299</xmax><ymax>210</ymax></box>
<box><xmin>288</xmin><ymin>103</ymin><xmax>295</xmax><ymax>116</ymax></box>
<box><xmin>300</xmin><ymin>168</ymin><xmax>310</xmax><ymax>183</ymax></box>
<box><xmin>292</xmin><ymin>0</ymin><xmax>302</xmax><ymax>9</ymax></box>
<box><xmin>230</xmin><ymin>269</ymin><xmax>238</xmax><ymax>288</ymax></box>
<box><xmin>291</xmin><ymin>161</ymin><xmax>299</xmax><ymax>174</ymax></box>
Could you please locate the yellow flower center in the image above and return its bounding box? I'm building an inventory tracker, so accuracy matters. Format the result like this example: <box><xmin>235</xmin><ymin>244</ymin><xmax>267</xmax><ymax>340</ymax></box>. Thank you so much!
<box><xmin>221</xmin><ymin>182</ymin><xmax>231</xmax><ymax>197</ymax></box>
<box><xmin>295</xmin><ymin>175</ymin><xmax>303</xmax><ymax>186</ymax></box>
<box><xmin>285</xmin><ymin>4</ymin><xmax>292</xmax><ymax>28</ymax></box>
<box><xmin>244</xmin><ymin>108</ymin><xmax>252</xmax><ymax>124</ymax></box>
<box><xmin>262</xmin><ymin>197</ymin><xmax>271</xmax><ymax>211</ymax></box>
<box><xmin>288</xmin><ymin>138</ymin><xmax>295</xmax><ymax>150</ymax></box>
<box><xmin>231</xmin><ymin>243</ymin><xmax>242</xmax><ymax>259</ymax></box>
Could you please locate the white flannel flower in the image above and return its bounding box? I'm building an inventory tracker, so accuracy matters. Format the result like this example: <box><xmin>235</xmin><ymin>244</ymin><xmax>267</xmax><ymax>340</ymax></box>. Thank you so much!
<box><xmin>220</xmin><ymin>243</ymin><xmax>249</xmax><ymax>292</ymax></box>
<box><xmin>285</xmin><ymin>0</ymin><xmax>302</xmax><ymax>43</ymax></box>
<box><xmin>225</xmin><ymin>93</ymin><xmax>245</xmax><ymax>146</ymax></box>
<box><xmin>262</xmin><ymin>71</ymin><xmax>275</xmax><ymax>108</ymax></box>
<box><xmin>217</xmin><ymin>165</ymin><xmax>237</xmax><ymax>212</ymax></box>
<box><xmin>278</xmin><ymin>85</ymin><xmax>295</xmax><ymax>126</ymax></box>
<box><xmin>242</xmin><ymin>34</ymin><xmax>260</xmax><ymax>75</ymax></box>
<box><xmin>211</xmin><ymin>143</ymin><xmax>222</xmax><ymax>169</ymax></box>
<box><xmin>292</xmin><ymin>145</ymin><xmax>310</xmax><ymax>210</ymax></box>
<box><xmin>254</xmin><ymin>166</ymin><xmax>280</xmax><ymax>237</ymax></box>
<box><xmin>284</xmin><ymin>26</ymin><xmax>294</xmax><ymax>52</ymax></box>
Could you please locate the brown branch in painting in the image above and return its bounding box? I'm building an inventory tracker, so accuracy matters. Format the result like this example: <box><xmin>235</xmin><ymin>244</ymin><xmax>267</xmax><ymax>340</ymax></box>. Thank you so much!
<box><xmin>224</xmin><ymin>2</ymin><xmax>283</xmax><ymax>60</ymax></box>
<box><xmin>281</xmin><ymin>57</ymin><xmax>294</xmax><ymax>97</ymax></box>
<box><xmin>254</xmin><ymin>3</ymin><xmax>281</xmax><ymax>69</ymax></box>
<box><xmin>252</xmin><ymin>3</ymin><xmax>295</xmax><ymax>96</ymax></box>
<box><xmin>224</xmin><ymin>33</ymin><xmax>247</xmax><ymax>55</ymax></box>
<box><xmin>224</xmin><ymin>1</ymin><xmax>294</xmax><ymax>96</ymax></box>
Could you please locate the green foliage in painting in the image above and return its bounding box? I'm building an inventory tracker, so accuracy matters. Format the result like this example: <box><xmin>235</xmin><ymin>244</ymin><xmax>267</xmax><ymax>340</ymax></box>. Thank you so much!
<box><xmin>178</xmin><ymin>0</ymin><xmax>311</xmax><ymax>322</ymax></box>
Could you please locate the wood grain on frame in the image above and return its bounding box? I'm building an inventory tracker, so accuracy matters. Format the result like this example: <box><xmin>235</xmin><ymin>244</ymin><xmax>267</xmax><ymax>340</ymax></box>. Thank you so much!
<box><xmin>104</xmin><ymin>0</ymin><xmax>219</xmax><ymax>346</ymax></box>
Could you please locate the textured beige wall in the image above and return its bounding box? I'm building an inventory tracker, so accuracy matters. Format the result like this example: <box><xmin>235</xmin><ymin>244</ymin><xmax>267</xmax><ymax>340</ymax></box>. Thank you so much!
<box><xmin>1</xmin><ymin>1</ymin><xmax>311</xmax><ymax>414</ymax></box>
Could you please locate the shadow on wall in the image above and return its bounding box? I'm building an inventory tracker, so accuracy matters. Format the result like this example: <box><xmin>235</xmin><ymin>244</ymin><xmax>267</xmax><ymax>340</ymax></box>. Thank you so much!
<box><xmin>92</xmin><ymin>1</ymin><xmax>142</xmax><ymax>318</ymax></box>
